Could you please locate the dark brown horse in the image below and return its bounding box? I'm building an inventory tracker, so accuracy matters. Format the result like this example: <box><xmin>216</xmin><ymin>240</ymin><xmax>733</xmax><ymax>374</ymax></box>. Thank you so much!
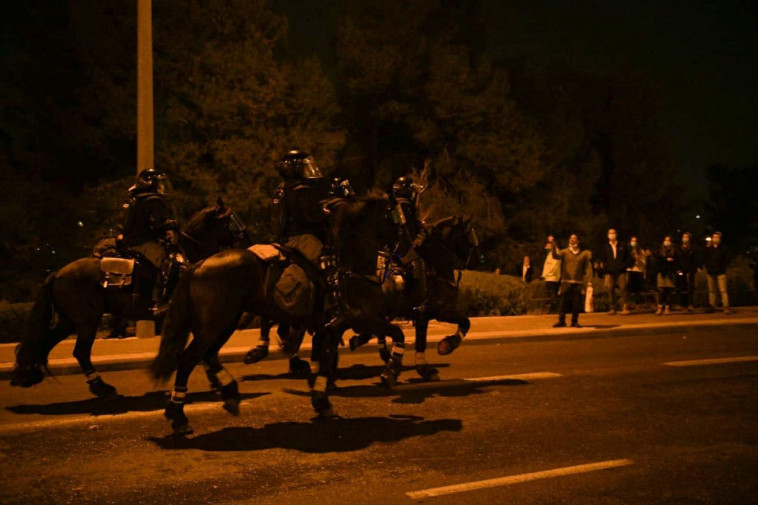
<box><xmin>349</xmin><ymin>215</ymin><xmax>478</xmax><ymax>380</ymax></box>
<box><xmin>10</xmin><ymin>201</ymin><xmax>248</xmax><ymax>397</ymax></box>
<box><xmin>149</xmin><ymin>195</ymin><xmax>404</xmax><ymax>434</ymax></box>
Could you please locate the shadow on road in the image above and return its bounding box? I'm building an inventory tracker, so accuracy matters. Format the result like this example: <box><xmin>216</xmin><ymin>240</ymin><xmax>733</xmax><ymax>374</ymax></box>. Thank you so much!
<box><xmin>5</xmin><ymin>391</ymin><xmax>270</xmax><ymax>417</ymax></box>
<box><xmin>281</xmin><ymin>376</ymin><xmax>528</xmax><ymax>405</ymax></box>
<box><xmin>240</xmin><ymin>363</ymin><xmax>451</xmax><ymax>383</ymax></box>
<box><xmin>147</xmin><ymin>414</ymin><xmax>462</xmax><ymax>453</ymax></box>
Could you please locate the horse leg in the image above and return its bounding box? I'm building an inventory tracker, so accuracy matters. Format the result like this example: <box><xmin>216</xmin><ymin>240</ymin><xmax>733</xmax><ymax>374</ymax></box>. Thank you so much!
<box><xmin>309</xmin><ymin>324</ymin><xmax>344</xmax><ymax>418</ymax></box>
<box><xmin>414</xmin><ymin>314</ymin><xmax>439</xmax><ymax>381</ymax></box>
<box><xmin>244</xmin><ymin>317</ymin><xmax>272</xmax><ymax>364</ymax></box>
<box><xmin>73</xmin><ymin>321</ymin><xmax>118</xmax><ymax>399</ymax></box>
<box><xmin>164</xmin><ymin>338</ymin><xmax>204</xmax><ymax>435</ymax></box>
<box><xmin>348</xmin><ymin>332</ymin><xmax>372</xmax><ymax>351</ymax></box>
<box><xmin>285</xmin><ymin>326</ymin><xmax>310</xmax><ymax>376</ymax></box>
<box><xmin>437</xmin><ymin>310</ymin><xmax>471</xmax><ymax>356</ymax></box>
<box><xmin>202</xmin><ymin>354</ymin><xmax>241</xmax><ymax>417</ymax></box>
<box><xmin>376</xmin><ymin>319</ymin><xmax>405</xmax><ymax>389</ymax></box>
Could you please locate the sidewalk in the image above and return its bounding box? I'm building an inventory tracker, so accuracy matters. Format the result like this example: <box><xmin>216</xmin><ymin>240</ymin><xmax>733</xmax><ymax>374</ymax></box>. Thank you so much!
<box><xmin>2</xmin><ymin>307</ymin><xmax>757</xmax><ymax>379</ymax></box>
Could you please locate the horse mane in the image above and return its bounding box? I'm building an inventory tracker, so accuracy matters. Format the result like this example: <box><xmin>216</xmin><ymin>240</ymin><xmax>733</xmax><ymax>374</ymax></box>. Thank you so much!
<box><xmin>185</xmin><ymin>203</ymin><xmax>230</xmax><ymax>237</ymax></box>
<box><xmin>334</xmin><ymin>192</ymin><xmax>392</xmax><ymax>264</ymax></box>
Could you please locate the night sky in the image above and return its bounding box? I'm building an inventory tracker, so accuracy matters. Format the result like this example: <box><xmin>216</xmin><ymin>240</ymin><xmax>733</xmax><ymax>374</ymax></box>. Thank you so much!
<box><xmin>275</xmin><ymin>0</ymin><xmax>758</xmax><ymax>189</ymax></box>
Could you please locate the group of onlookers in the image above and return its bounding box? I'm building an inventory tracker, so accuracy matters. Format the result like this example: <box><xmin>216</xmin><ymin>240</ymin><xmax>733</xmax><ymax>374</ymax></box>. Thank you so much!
<box><xmin>530</xmin><ymin>230</ymin><xmax>736</xmax><ymax>328</ymax></box>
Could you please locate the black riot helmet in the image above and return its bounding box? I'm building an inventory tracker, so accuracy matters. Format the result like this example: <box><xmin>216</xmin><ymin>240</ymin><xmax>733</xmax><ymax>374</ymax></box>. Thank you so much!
<box><xmin>129</xmin><ymin>168</ymin><xmax>170</xmax><ymax>195</ymax></box>
<box><xmin>392</xmin><ymin>176</ymin><xmax>417</xmax><ymax>201</ymax></box>
<box><xmin>276</xmin><ymin>150</ymin><xmax>323</xmax><ymax>181</ymax></box>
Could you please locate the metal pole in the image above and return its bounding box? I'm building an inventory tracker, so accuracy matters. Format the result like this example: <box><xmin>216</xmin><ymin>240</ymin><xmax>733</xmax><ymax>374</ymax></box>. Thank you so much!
<box><xmin>137</xmin><ymin>0</ymin><xmax>154</xmax><ymax>175</ymax></box>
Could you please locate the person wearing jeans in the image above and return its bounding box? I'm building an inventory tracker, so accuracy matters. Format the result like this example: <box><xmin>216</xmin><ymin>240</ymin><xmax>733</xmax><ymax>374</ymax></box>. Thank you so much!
<box><xmin>703</xmin><ymin>232</ymin><xmax>731</xmax><ymax>314</ymax></box>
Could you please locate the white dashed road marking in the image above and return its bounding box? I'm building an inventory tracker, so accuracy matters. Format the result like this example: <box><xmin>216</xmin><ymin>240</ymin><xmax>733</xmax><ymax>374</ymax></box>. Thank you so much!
<box><xmin>663</xmin><ymin>355</ymin><xmax>758</xmax><ymax>367</ymax></box>
<box><xmin>406</xmin><ymin>459</ymin><xmax>635</xmax><ymax>499</ymax></box>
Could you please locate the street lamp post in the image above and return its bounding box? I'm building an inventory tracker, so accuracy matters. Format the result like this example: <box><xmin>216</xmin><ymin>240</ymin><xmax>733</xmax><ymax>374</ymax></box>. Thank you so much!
<box><xmin>136</xmin><ymin>0</ymin><xmax>155</xmax><ymax>338</ymax></box>
<box><xmin>137</xmin><ymin>0</ymin><xmax>153</xmax><ymax>175</ymax></box>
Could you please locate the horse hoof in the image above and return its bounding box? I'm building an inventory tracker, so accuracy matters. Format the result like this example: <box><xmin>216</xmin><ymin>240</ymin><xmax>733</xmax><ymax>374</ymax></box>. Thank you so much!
<box><xmin>172</xmin><ymin>420</ymin><xmax>194</xmax><ymax>436</ymax></box>
<box><xmin>416</xmin><ymin>366</ymin><xmax>440</xmax><ymax>382</ymax></box>
<box><xmin>244</xmin><ymin>346</ymin><xmax>269</xmax><ymax>365</ymax></box>
<box><xmin>223</xmin><ymin>398</ymin><xmax>240</xmax><ymax>416</ymax></box>
<box><xmin>89</xmin><ymin>378</ymin><xmax>118</xmax><ymax>399</ymax></box>
<box><xmin>317</xmin><ymin>406</ymin><xmax>338</xmax><ymax>419</ymax></box>
<box><xmin>380</xmin><ymin>371</ymin><xmax>397</xmax><ymax>390</ymax></box>
<box><xmin>437</xmin><ymin>335</ymin><xmax>461</xmax><ymax>356</ymax></box>
<box><xmin>289</xmin><ymin>357</ymin><xmax>311</xmax><ymax>377</ymax></box>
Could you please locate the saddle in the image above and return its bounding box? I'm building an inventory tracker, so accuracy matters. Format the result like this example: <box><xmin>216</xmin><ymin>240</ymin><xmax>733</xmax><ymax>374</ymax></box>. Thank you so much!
<box><xmin>248</xmin><ymin>243</ymin><xmax>316</xmax><ymax>317</ymax></box>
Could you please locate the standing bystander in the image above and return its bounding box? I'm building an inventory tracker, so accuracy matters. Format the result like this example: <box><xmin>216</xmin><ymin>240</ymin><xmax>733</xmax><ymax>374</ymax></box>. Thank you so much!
<box><xmin>703</xmin><ymin>231</ymin><xmax>732</xmax><ymax>314</ymax></box>
<box><xmin>625</xmin><ymin>236</ymin><xmax>648</xmax><ymax>313</ymax></box>
<box><xmin>599</xmin><ymin>228</ymin><xmax>631</xmax><ymax>315</ymax></box>
<box><xmin>541</xmin><ymin>235</ymin><xmax>561</xmax><ymax>312</ymax></box>
<box><xmin>676</xmin><ymin>232</ymin><xmax>698</xmax><ymax>311</ymax></box>
<box><xmin>656</xmin><ymin>236</ymin><xmax>677</xmax><ymax>315</ymax></box>
<box><xmin>551</xmin><ymin>234</ymin><xmax>593</xmax><ymax>328</ymax></box>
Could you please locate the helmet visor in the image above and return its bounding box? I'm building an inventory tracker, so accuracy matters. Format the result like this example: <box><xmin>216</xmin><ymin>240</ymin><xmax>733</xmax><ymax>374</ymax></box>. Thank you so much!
<box><xmin>302</xmin><ymin>157</ymin><xmax>323</xmax><ymax>179</ymax></box>
<box><xmin>155</xmin><ymin>174</ymin><xmax>172</xmax><ymax>195</ymax></box>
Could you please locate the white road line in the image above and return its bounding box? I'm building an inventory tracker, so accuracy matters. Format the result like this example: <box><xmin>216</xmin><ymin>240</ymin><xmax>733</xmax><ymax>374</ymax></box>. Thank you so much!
<box><xmin>0</xmin><ymin>398</ymin><xmax>257</xmax><ymax>435</ymax></box>
<box><xmin>406</xmin><ymin>459</ymin><xmax>634</xmax><ymax>499</ymax></box>
<box><xmin>462</xmin><ymin>372</ymin><xmax>562</xmax><ymax>382</ymax></box>
<box><xmin>663</xmin><ymin>355</ymin><xmax>758</xmax><ymax>367</ymax></box>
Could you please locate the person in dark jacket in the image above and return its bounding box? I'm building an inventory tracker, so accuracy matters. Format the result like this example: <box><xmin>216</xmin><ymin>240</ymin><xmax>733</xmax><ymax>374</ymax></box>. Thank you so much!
<box><xmin>551</xmin><ymin>234</ymin><xmax>593</xmax><ymax>328</ymax></box>
<box><xmin>676</xmin><ymin>232</ymin><xmax>698</xmax><ymax>311</ymax></box>
<box><xmin>703</xmin><ymin>231</ymin><xmax>731</xmax><ymax>314</ymax></box>
<box><xmin>599</xmin><ymin>228</ymin><xmax>632</xmax><ymax>315</ymax></box>
<box><xmin>119</xmin><ymin>168</ymin><xmax>180</xmax><ymax>315</ymax></box>
<box><xmin>272</xmin><ymin>150</ymin><xmax>330</xmax><ymax>263</ymax></box>
<box><xmin>391</xmin><ymin>175</ymin><xmax>428</xmax><ymax>312</ymax></box>
<box><xmin>656</xmin><ymin>236</ymin><xmax>677</xmax><ymax>315</ymax></box>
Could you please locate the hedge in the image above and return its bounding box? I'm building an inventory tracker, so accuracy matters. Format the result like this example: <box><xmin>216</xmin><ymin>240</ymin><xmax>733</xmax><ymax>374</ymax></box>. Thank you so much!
<box><xmin>1</xmin><ymin>260</ymin><xmax>755</xmax><ymax>342</ymax></box>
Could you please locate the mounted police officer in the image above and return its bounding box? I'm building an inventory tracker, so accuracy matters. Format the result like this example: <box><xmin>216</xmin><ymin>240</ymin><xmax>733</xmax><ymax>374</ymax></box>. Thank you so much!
<box><xmin>271</xmin><ymin>150</ymin><xmax>352</xmax><ymax>321</ymax></box>
<box><xmin>119</xmin><ymin>168</ymin><xmax>180</xmax><ymax>316</ymax></box>
<box><xmin>271</xmin><ymin>150</ymin><xmax>330</xmax><ymax>260</ymax></box>
<box><xmin>391</xmin><ymin>175</ymin><xmax>428</xmax><ymax>311</ymax></box>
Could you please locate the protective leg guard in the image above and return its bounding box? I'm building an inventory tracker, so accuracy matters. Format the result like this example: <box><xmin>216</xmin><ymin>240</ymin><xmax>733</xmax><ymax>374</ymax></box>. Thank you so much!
<box><xmin>165</xmin><ymin>387</ymin><xmax>193</xmax><ymax>435</ymax></box>
<box><xmin>86</xmin><ymin>371</ymin><xmax>118</xmax><ymax>399</ymax></box>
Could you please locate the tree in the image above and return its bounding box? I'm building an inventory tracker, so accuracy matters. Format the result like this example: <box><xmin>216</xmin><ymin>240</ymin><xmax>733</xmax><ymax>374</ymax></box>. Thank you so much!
<box><xmin>153</xmin><ymin>0</ymin><xmax>345</xmax><ymax>239</ymax></box>
<box><xmin>335</xmin><ymin>0</ymin><xmax>549</xmax><ymax>267</ymax></box>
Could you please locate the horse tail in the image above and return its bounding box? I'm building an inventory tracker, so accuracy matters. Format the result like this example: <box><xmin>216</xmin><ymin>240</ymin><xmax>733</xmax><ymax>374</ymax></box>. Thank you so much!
<box><xmin>15</xmin><ymin>273</ymin><xmax>56</xmax><ymax>369</ymax></box>
<box><xmin>150</xmin><ymin>265</ymin><xmax>196</xmax><ymax>382</ymax></box>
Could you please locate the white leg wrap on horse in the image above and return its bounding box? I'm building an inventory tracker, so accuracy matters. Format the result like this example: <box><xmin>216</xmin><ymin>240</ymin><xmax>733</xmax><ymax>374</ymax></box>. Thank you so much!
<box><xmin>313</xmin><ymin>375</ymin><xmax>328</xmax><ymax>392</ymax></box>
<box><xmin>392</xmin><ymin>344</ymin><xmax>405</xmax><ymax>358</ymax></box>
<box><xmin>85</xmin><ymin>371</ymin><xmax>100</xmax><ymax>382</ymax></box>
<box><xmin>310</xmin><ymin>361</ymin><xmax>320</xmax><ymax>374</ymax></box>
<box><xmin>456</xmin><ymin>327</ymin><xmax>467</xmax><ymax>339</ymax></box>
<box><xmin>170</xmin><ymin>387</ymin><xmax>187</xmax><ymax>403</ymax></box>
<box><xmin>415</xmin><ymin>352</ymin><xmax>427</xmax><ymax>365</ymax></box>
<box><xmin>216</xmin><ymin>368</ymin><xmax>235</xmax><ymax>387</ymax></box>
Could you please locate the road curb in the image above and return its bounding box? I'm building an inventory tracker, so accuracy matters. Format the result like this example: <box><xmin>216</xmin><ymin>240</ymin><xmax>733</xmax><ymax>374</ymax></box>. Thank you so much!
<box><xmin>2</xmin><ymin>319</ymin><xmax>756</xmax><ymax>380</ymax></box>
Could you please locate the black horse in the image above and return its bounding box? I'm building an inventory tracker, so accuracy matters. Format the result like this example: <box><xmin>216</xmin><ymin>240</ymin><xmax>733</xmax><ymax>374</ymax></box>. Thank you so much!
<box><xmin>349</xmin><ymin>215</ymin><xmax>478</xmax><ymax>380</ymax></box>
<box><xmin>149</xmin><ymin>195</ymin><xmax>405</xmax><ymax>434</ymax></box>
<box><xmin>10</xmin><ymin>201</ymin><xmax>248</xmax><ymax>397</ymax></box>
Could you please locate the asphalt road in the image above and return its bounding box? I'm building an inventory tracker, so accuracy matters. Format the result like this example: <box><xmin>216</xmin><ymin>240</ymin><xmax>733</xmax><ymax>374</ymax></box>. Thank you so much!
<box><xmin>1</xmin><ymin>326</ymin><xmax>757</xmax><ymax>505</ymax></box>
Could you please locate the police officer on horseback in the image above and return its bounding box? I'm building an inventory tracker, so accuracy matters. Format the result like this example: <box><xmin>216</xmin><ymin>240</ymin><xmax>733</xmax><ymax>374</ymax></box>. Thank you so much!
<box><xmin>271</xmin><ymin>150</ymin><xmax>352</xmax><ymax>320</ymax></box>
<box><xmin>120</xmin><ymin>168</ymin><xmax>180</xmax><ymax>316</ymax></box>
<box><xmin>391</xmin><ymin>175</ymin><xmax>428</xmax><ymax>312</ymax></box>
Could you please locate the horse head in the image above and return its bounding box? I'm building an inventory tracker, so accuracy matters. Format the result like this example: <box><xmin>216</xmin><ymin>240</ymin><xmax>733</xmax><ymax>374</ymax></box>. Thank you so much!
<box><xmin>183</xmin><ymin>199</ymin><xmax>251</xmax><ymax>261</ymax></box>
<box><xmin>426</xmin><ymin>215</ymin><xmax>479</xmax><ymax>270</ymax></box>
